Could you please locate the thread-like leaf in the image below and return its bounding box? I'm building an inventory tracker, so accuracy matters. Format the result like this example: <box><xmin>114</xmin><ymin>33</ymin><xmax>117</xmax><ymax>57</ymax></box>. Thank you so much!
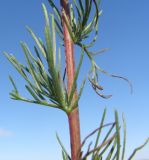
<box><xmin>71</xmin><ymin>77</ymin><xmax>86</xmax><ymax>111</ymax></box>
<box><xmin>56</xmin><ymin>133</ymin><xmax>71</xmax><ymax>160</ymax></box>
<box><xmin>27</xmin><ymin>27</ymin><xmax>46</xmax><ymax>58</ymax></box>
<box><xmin>105</xmin><ymin>140</ymin><xmax>117</xmax><ymax>160</ymax></box>
<box><xmin>51</xmin><ymin>14</ymin><xmax>56</xmax><ymax>66</ymax></box>
<box><xmin>48</xmin><ymin>0</ymin><xmax>61</xmax><ymax>21</ymax></box>
<box><xmin>68</xmin><ymin>50</ymin><xmax>84</xmax><ymax>106</ymax></box>
<box><xmin>82</xmin><ymin>133</ymin><xmax>116</xmax><ymax>159</ymax></box>
<box><xmin>92</xmin><ymin>108</ymin><xmax>107</xmax><ymax>159</ymax></box>
<box><xmin>62</xmin><ymin>9</ymin><xmax>76</xmax><ymax>42</ymax></box>
<box><xmin>25</xmin><ymin>85</ymin><xmax>40</xmax><ymax>101</ymax></box>
<box><xmin>128</xmin><ymin>138</ymin><xmax>149</xmax><ymax>160</ymax></box>
<box><xmin>115</xmin><ymin>110</ymin><xmax>120</xmax><ymax>160</ymax></box>
<box><xmin>9</xmin><ymin>76</ymin><xmax>18</xmax><ymax>94</ymax></box>
<box><xmin>121</xmin><ymin>113</ymin><xmax>126</xmax><ymax>160</ymax></box>
<box><xmin>95</xmin><ymin>122</ymin><xmax>116</xmax><ymax>157</ymax></box>
<box><xmin>21</xmin><ymin>42</ymin><xmax>42</xmax><ymax>91</ymax></box>
<box><xmin>81</xmin><ymin>123</ymin><xmax>115</xmax><ymax>149</ymax></box>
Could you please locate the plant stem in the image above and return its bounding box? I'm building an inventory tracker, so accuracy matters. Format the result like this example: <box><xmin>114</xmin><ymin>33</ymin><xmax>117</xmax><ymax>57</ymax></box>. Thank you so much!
<box><xmin>61</xmin><ymin>0</ymin><xmax>81</xmax><ymax>160</ymax></box>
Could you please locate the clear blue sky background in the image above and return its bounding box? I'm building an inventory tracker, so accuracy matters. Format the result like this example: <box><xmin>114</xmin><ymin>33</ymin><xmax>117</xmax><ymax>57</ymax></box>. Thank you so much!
<box><xmin>0</xmin><ymin>0</ymin><xmax>149</xmax><ymax>160</ymax></box>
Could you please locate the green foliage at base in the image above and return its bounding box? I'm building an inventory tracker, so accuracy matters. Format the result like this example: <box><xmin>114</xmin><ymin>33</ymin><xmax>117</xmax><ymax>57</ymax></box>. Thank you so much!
<box><xmin>58</xmin><ymin>109</ymin><xmax>149</xmax><ymax>160</ymax></box>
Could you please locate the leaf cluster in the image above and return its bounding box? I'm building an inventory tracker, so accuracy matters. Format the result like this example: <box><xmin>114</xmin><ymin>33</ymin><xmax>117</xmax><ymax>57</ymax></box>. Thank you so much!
<box><xmin>4</xmin><ymin>0</ymin><xmax>133</xmax><ymax>113</ymax></box>
<box><xmin>49</xmin><ymin>0</ymin><xmax>133</xmax><ymax>99</ymax></box>
<box><xmin>4</xmin><ymin>4</ymin><xmax>85</xmax><ymax>114</ymax></box>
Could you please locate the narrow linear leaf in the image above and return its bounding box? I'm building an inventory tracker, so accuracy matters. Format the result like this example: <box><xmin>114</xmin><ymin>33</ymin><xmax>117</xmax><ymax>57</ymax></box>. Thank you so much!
<box><xmin>71</xmin><ymin>77</ymin><xmax>86</xmax><ymax>111</ymax></box>
<box><xmin>9</xmin><ymin>76</ymin><xmax>18</xmax><ymax>94</ymax></box>
<box><xmin>115</xmin><ymin>110</ymin><xmax>120</xmax><ymax>160</ymax></box>
<box><xmin>82</xmin><ymin>133</ymin><xmax>116</xmax><ymax>159</ymax></box>
<box><xmin>26</xmin><ymin>27</ymin><xmax>46</xmax><ymax>58</ymax></box>
<box><xmin>105</xmin><ymin>140</ymin><xmax>117</xmax><ymax>160</ymax></box>
<box><xmin>92</xmin><ymin>108</ymin><xmax>107</xmax><ymax>158</ymax></box>
<box><xmin>51</xmin><ymin>14</ymin><xmax>56</xmax><ymax>66</ymax></box>
<box><xmin>62</xmin><ymin>9</ymin><xmax>76</xmax><ymax>42</ymax></box>
<box><xmin>68</xmin><ymin>50</ymin><xmax>84</xmax><ymax>105</ymax></box>
<box><xmin>121</xmin><ymin>113</ymin><xmax>126</xmax><ymax>160</ymax></box>
<box><xmin>21</xmin><ymin>42</ymin><xmax>42</xmax><ymax>91</ymax></box>
<box><xmin>95</xmin><ymin>122</ymin><xmax>116</xmax><ymax>157</ymax></box>
<box><xmin>56</xmin><ymin>133</ymin><xmax>71</xmax><ymax>160</ymax></box>
<box><xmin>25</xmin><ymin>85</ymin><xmax>40</xmax><ymax>101</ymax></box>
<box><xmin>81</xmin><ymin>123</ymin><xmax>115</xmax><ymax>149</ymax></box>
<box><xmin>128</xmin><ymin>138</ymin><xmax>149</xmax><ymax>160</ymax></box>
<box><xmin>48</xmin><ymin>0</ymin><xmax>61</xmax><ymax>21</ymax></box>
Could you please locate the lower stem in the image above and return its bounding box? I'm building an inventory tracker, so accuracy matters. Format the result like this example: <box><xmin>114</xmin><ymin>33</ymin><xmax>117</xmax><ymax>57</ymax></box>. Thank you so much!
<box><xmin>68</xmin><ymin>108</ymin><xmax>81</xmax><ymax>160</ymax></box>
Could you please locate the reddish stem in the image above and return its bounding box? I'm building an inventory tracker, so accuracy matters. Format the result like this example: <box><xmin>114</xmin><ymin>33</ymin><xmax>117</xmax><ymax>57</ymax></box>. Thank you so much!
<box><xmin>61</xmin><ymin>0</ymin><xmax>81</xmax><ymax>160</ymax></box>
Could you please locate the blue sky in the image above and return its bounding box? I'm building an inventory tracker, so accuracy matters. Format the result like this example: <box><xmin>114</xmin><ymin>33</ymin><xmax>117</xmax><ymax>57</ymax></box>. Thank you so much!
<box><xmin>0</xmin><ymin>0</ymin><xmax>149</xmax><ymax>159</ymax></box>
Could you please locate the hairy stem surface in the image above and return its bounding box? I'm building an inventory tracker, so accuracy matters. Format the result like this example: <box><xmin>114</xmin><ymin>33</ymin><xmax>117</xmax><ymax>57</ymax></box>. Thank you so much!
<box><xmin>61</xmin><ymin>0</ymin><xmax>81</xmax><ymax>160</ymax></box>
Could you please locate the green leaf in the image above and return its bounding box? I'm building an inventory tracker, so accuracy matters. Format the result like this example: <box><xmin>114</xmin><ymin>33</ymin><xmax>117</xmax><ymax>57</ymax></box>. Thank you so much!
<box><xmin>105</xmin><ymin>140</ymin><xmax>117</xmax><ymax>160</ymax></box>
<box><xmin>95</xmin><ymin>122</ymin><xmax>116</xmax><ymax>157</ymax></box>
<box><xmin>62</xmin><ymin>9</ymin><xmax>76</xmax><ymax>42</ymax></box>
<box><xmin>82</xmin><ymin>133</ymin><xmax>116</xmax><ymax>159</ymax></box>
<box><xmin>48</xmin><ymin>0</ymin><xmax>61</xmax><ymax>21</ymax></box>
<box><xmin>73</xmin><ymin>0</ymin><xmax>83</xmax><ymax>18</ymax></box>
<box><xmin>92</xmin><ymin>108</ymin><xmax>107</xmax><ymax>158</ymax></box>
<box><xmin>51</xmin><ymin>14</ymin><xmax>56</xmax><ymax>66</ymax></box>
<box><xmin>9</xmin><ymin>76</ymin><xmax>18</xmax><ymax>94</ymax></box>
<box><xmin>70</xmin><ymin>77</ymin><xmax>86</xmax><ymax>111</ymax></box>
<box><xmin>21</xmin><ymin>42</ymin><xmax>42</xmax><ymax>91</ymax></box>
<box><xmin>70</xmin><ymin>4</ymin><xmax>77</xmax><ymax>29</ymax></box>
<box><xmin>121</xmin><ymin>114</ymin><xmax>126</xmax><ymax>160</ymax></box>
<box><xmin>115</xmin><ymin>110</ymin><xmax>120</xmax><ymax>160</ymax></box>
<box><xmin>54</xmin><ymin>18</ymin><xmax>63</xmax><ymax>39</ymax></box>
<box><xmin>43</xmin><ymin>4</ymin><xmax>54</xmax><ymax>71</ymax></box>
<box><xmin>43</xmin><ymin>4</ymin><xmax>66</xmax><ymax>107</ymax></box>
<box><xmin>82</xmin><ymin>0</ymin><xmax>91</xmax><ymax>28</ymax></box>
<box><xmin>57</xmin><ymin>48</ymin><xmax>62</xmax><ymax>75</ymax></box>
<box><xmin>56</xmin><ymin>133</ymin><xmax>71</xmax><ymax>160</ymax></box>
<box><xmin>68</xmin><ymin>50</ymin><xmax>84</xmax><ymax>106</ymax></box>
<box><xmin>128</xmin><ymin>138</ymin><xmax>149</xmax><ymax>160</ymax></box>
<box><xmin>4</xmin><ymin>52</ymin><xmax>31</xmax><ymax>82</ymax></box>
<box><xmin>62</xmin><ymin>151</ymin><xmax>69</xmax><ymax>160</ymax></box>
<box><xmin>26</xmin><ymin>27</ymin><xmax>46</xmax><ymax>58</ymax></box>
<box><xmin>25</xmin><ymin>85</ymin><xmax>40</xmax><ymax>102</ymax></box>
